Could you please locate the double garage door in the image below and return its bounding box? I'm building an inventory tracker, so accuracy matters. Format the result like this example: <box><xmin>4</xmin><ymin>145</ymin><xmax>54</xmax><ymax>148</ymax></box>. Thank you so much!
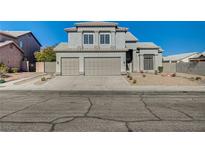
<box><xmin>61</xmin><ymin>57</ymin><xmax>121</xmax><ymax>76</ymax></box>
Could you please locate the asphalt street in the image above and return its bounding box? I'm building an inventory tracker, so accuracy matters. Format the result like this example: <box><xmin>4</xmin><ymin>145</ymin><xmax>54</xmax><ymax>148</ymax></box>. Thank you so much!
<box><xmin>0</xmin><ymin>91</ymin><xmax>205</xmax><ymax>132</ymax></box>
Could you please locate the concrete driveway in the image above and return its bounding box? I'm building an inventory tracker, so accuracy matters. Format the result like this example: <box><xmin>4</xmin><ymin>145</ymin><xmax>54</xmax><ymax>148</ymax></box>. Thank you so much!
<box><xmin>0</xmin><ymin>91</ymin><xmax>205</xmax><ymax>132</ymax></box>
<box><xmin>0</xmin><ymin>76</ymin><xmax>131</xmax><ymax>91</ymax></box>
<box><xmin>43</xmin><ymin>76</ymin><xmax>130</xmax><ymax>91</ymax></box>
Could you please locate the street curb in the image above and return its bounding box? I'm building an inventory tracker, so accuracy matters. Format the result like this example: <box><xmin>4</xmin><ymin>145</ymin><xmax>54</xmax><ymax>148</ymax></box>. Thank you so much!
<box><xmin>1</xmin><ymin>90</ymin><xmax>205</xmax><ymax>95</ymax></box>
<box><xmin>13</xmin><ymin>73</ymin><xmax>47</xmax><ymax>85</ymax></box>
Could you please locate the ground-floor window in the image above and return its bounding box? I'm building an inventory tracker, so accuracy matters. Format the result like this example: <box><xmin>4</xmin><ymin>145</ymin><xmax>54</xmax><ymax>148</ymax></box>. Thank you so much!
<box><xmin>144</xmin><ymin>54</ymin><xmax>154</xmax><ymax>70</ymax></box>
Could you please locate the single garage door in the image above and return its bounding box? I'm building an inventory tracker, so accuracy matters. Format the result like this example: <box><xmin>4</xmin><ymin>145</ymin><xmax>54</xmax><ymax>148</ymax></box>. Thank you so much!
<box><xmin>61</xmin><ymin>58</ymin><xmax>79</xmax><ymax>75</ymax></box>
<box><xmin>84</xmin><ymin>57</ymin><xmax>121</xmax><ymax>76</ymax></box>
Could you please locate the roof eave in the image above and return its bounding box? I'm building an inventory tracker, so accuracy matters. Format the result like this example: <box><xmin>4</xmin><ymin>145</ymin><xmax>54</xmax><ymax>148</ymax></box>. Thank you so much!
<box><xmin>0</xmin><ymin>41</ymin><xmax>24</xmax><ymax>54</ymax></box>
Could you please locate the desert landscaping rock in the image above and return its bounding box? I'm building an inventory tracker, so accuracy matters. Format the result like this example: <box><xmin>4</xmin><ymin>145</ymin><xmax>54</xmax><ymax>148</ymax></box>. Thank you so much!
<box><xmin>54</xmin><ymin>117</ymin><xmax>128</xmax><ymax>132</ymax></box>
<box><xmin>128</xmin><ymin>121</ymin><xmax>205</xmax><ymax>132</ymax></box>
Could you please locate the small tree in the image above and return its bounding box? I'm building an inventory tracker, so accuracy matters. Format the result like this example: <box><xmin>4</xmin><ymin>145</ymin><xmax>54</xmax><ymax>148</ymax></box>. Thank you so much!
<box><xmin>34</xmin><ymin>47</ymin><xmax>56</xmax><ymax>62</ymax></box>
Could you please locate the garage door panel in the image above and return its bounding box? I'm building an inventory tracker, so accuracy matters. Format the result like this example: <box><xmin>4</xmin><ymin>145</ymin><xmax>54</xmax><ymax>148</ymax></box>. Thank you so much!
<box><xmin>85</xmin><ymin>57</ymin><xmax>121</xmax><ymax>76</ymax></box>
<box><xmin>61</xmin><ymin>58</ymin><xmax>79</xmax><ymax>76</ymax></box>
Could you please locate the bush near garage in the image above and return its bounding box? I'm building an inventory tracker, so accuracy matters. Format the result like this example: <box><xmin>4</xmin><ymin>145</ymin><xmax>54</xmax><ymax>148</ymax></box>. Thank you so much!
<box><xmin>0</xmin><ymin>63</ymin><xmax>8</xmax><ymax>73</ymax></box>
<box><xmin>0</xmin><ymin>63</ymin><xmax>8</xmax><ymax>82</ymax></box>
<box><xmin>34</xmin><ymin>47</ymin><xmax>56</xmax><ymax>62</ymax></box>
<box><xmin>158</xmin><ymin>66</ymin><xmax>163</xmax><ymax>73</ymax></box>
<box><xmin>8</xmin><ymin>67</ymin><xmax>20</xmax><ymax>73</ymax></box>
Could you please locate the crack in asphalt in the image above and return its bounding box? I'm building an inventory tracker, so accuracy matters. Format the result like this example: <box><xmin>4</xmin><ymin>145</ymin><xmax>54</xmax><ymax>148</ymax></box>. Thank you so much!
<box><xmin>139</xmin><ymin>94</ymin><xmax>162</xmax><ymax>121</ymax></box>
<box><xmin>125</xmin><ymin>122</ymin><xmax>133</xmax><ymax>132</ymax></box>
<box><xmin>0</xmin><ymin>97</ymin><xmax>51</xmax><ymax>120</ymax></box>
<box><xmin>1</xmin><ymin>119</ymin><xmax>204</xmax><ymax>125</ymax></box>
<box><xmin>164</xmin><ymin>106</ymin><xmax>194</xmax><ymax>120</ymax></box>
<box><xmin>49</xmin><ymin>96</ymin><xmax>93</xmax><ymax>131</ymax></box>
<box><xmin>1</xmin><ymin>117</ymin><xmax>204</xmax><ymax>132</ymax></box>
<box><xmin>84</xmin><ymin>97</ymin><xmax>93</xmax><ymax>116</ymax></box>
<box><xmin>1</xmin><ymin>93</ymin><xmax>204</xmax><ymax>132</ymax></box>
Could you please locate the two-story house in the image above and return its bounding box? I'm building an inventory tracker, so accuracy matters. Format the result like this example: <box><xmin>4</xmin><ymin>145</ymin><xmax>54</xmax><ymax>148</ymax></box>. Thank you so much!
<box><xmin>0</xmin><ymin>31</ymin><xmax>41</xmax><ymax>70</ymax></box>
<box><xmin>54</xmin><ymin>21</ymin><xmax>163</xmax><ymax>76</ymax></box>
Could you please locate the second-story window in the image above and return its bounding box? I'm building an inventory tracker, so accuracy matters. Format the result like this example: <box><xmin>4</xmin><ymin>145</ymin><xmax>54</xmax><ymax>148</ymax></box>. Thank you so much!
<box><xmin>19</xmin><ymin>41</ymin><xmax>23</xmax><ymax>48</ymax></box>
<box><xmin>84</xmin><ymin>34</ymin><xmax>94</xmax><ymax>44</ymax></box>
<box><xmin>100</xmin><ymin>34</ymin><xmax>110</xmax><ymax>44</ymax></box>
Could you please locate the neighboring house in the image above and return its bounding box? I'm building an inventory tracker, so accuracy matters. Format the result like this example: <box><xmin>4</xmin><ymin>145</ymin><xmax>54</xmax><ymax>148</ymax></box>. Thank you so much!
<box><xmin>0</xmin><ymin>41</ymin><xmax>24</xmax><ymax>69</ymax></box>
<box><xmin>163</xmin><ymin>52</ymin><xmax>198</xmax><ymax>63</ymax></box>
<box><xmin>189</xmin><ymin>52</ymin><xmax>205</xmax><ymax>62</ymax></box>
<box><xmin>0</xmin><ymin>31</ymin><xmax>41</xmax><ymax>66</ymax></box>
<box><xmin>54</xmin><ymin>21</ymin><xmax>163</xmax><ymax>76</ymax></box>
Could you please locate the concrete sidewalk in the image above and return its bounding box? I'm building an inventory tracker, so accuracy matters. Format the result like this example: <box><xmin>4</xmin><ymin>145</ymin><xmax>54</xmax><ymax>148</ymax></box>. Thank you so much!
<box><xmin>1</xmin><ymin>75</ymin><xmax>205</xmax><ymax>92</ymax></box>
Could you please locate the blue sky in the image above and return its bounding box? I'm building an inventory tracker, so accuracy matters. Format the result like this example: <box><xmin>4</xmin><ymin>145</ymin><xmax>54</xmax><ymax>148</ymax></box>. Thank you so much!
<box><xmin>0</xmin><ymin>21</ymin><xmax>204</xmax><ymax>56</ymax></box>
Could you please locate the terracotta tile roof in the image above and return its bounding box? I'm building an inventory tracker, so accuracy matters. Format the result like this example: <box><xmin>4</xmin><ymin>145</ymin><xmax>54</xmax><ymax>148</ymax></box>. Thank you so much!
<box><xmin>136</xmin><ymin>42</ymin><xmax>160</xmax><ymax>49</ymax></box>
<box><xmin>64</xmin><ymin>27</ymin><xmax>77</xmax><ymax>32</ymax></box>
<box><xmin>116</xmin><ymin>27</ymin><xmax>128</xmax><ymax>32</ymax></box>
<box><xmin>75</xmin><ymin>21</ymin><xmax>118</xmax><ymax>27</ymax></box>
<box><xmin>125</xmin><ymin>32</ymin><xmax>138</xmax><ymax>42</ymax></box>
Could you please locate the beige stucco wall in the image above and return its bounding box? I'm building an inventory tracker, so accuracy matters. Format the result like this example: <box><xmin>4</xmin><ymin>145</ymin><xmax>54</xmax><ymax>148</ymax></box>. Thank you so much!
<box><xmin>0</xmin><ymin>44</ymin><xmax>23</xmax><ymax>68</ymax></box>
<box><xmin>67</xmin><ymin>27</ymin><xmax>126</xmax><ymax>50</ymax></box>
<box><xmin>36</xmin><ymin>62</ymin><xmax>45</xmax><ymax>72</ymax></box>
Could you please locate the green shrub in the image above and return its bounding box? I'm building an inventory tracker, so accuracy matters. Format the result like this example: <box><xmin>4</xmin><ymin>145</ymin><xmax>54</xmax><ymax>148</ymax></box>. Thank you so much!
<box><xmin>158</xmin><ymin>66</ymin><xmax>163</xmax><ymax>73</ymax></box>
<box><xmin>195</xmin><ymin>77</ymin><xmax>202</xmax><ymax>80</ymax></box>
<box><xmin>0</xmin><ymin>79</ymin><xmax>6</xmax><ymax>84</ymax></box>
<box><xmin>8</xmin><ymin>68</ymin><xmax>19</xmax><ymax>73</ymax></box>
<box><xmin>171</xmin><ymin>73</ymin><xmax>176</xmax><ymax>77</ymax></box>
<box><xmin>127</xmin><ymin>72</ymin><xmax>131</xmax><ymax>78</ymax></box>
<box><xmin>0</xmin><ymin>63</ymin><xmax>8</xmax><ymax>74</ymax></box>
<box><xmin>41</xmin><ymin>77</ymin><xmax>46</xmax><ymax>81</ymax></box>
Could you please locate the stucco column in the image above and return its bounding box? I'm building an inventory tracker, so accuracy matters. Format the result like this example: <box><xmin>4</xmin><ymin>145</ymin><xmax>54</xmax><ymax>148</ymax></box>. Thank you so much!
<box><xmin>80</xmin><ymin>31</ymin><xmax>83</xmax><ymax>49</ymax></box>
<box><xmin>139</xmin><ymin>54</ymin><xmax>144</xmax><ymax>71</ymax></box>
<box><xmin>154</xmin><ymin>54</ymin><xmax>157</xmax><ymax>70</ymax></box>
<box><xmin>121</xmin><ymin>53</ymin><xmax>126</xmax><ymax>74</ymax></box>
<box><xmin>94</xmin><ymin>31</ymin><xmax>99</xmax><ymax>48</ymax></box>
<box><xmin>79</xmin><ymin>56</ymin><xmax>84</xmax><ymax>75</ymax></box>
<box><xmin>132</xmin><ymin>51</ymin><xmax>140</xmax><ymax>72</ymax></box>
<box><xmin>56</xmin><ymin>54</ymin><xmax>61</xmax><ymax>75</ymax></box>
<box><xmin>111</xmin><ymin>31</ymin><xmax>116</xmax><ymax>48</ymax></box>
